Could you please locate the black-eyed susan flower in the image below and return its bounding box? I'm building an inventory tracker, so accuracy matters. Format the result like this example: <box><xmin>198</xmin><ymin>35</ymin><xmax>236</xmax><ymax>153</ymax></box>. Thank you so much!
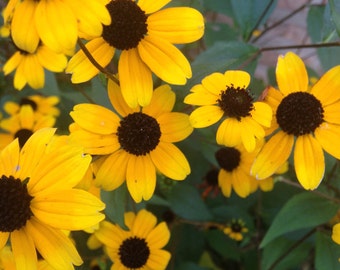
<box><xmin>94</xmin><ymin>209</ymin><xmax>171</xmax><ymax>270</ymax></box>
<box><xmin>215</xmin><ymin>140</ymin><xmax>274</xmax><ymax>198</ymax></box>
<box><xmin>66</xmin><ymin>0</ymin><xmax>204</xmax><ymax>108</ymax></box>
<box><xmin>4</xmin><ymin>0</ymin><xmax>111</xmax><ymax>55</ymax></box>
<box><xmin>0</xmin><ymin>105</ymin><xmax>56</xmax><ymax>150</ymax></box>
<box><xmin>0</xmin><ymin>128</ymin><xmax>105</xmax><ymax>269</ymax></box>
<box><xmin>251</xmin><ymin>52</ymin><xmax>340</xmax><ymax>190</ymax></box>
<box><xmin>3</xmin><ymin>44</ymin><xmax>67</xmax><ymax>90</ymax></box>
<box><xmin>199</xmin><ymin>167</ymin><xmax>220</xmax><ymax>199</ymax></box>
<box><xmin>3</xmin><ymin>95</ymin><xmax>60</xmax><ymax>118</ymax></box>
<box><xmin>223</xmin><ymin>219</ymin><xmax>248</xmax><ymax>241</ymax></box>
<box><xmin>69</xmin><ymin>80</ymin><xmax>192</xmax><ymax>202</ymax></box>
<box><xmin>184</xmin><ymin>70</ymin><xmax>272</xmax><ymax>152</ymax></box>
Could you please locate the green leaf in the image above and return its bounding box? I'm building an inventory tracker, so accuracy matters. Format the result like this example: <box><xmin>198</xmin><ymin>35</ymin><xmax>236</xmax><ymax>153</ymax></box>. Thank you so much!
<box><xmin>168</xmin><ymin>183</ymin><xmax>213</xmax><ymax>221</ymax></box>
<box><xmin>260</xmin><ymin>192</ymin><xmax>338</xmax><ymax>247</ymax></box>
<box><xmin>203</xmin><ymin>0</ymin><xmax>233</xmax><ymax>17</ymax></box>
<box><xmin>329</xmin><ymin>0</ymin><xmax>340</xmax><ymax>37</ymax></box>
<box><xmin>315</xmin><ymin>230</ymin><xmax>340</xmax><ymax>270</ymax></box>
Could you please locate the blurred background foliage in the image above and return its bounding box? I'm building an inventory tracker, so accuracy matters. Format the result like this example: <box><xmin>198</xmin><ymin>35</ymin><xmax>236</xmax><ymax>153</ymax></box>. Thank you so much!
<box><xmin>2</xmin><ymin>0</ymin><xmax>340</xmax><ymax>269</ymax></box>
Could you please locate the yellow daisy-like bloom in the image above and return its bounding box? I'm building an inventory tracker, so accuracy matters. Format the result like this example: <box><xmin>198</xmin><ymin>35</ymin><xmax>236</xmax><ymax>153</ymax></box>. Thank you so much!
<box><xmin>251</xmin><ymin>52</ymin><xmax>340</xmax><ymax>190</ymax></box>
<box><xmin>0</xmin><ymin>105</ymin><xmax>56</xmax><ymax>150</ymax></box>
<box><xmin>3</xmin><ymin>44</ymin><xmax>67</xmax><ymax>90</ymax></box>
<box><xmin>332</xmin><ymin>223</ymin><xmax>340</xmax><ymax>245</ymax></box>
<box><xmin>215</xmin><ymin>140</ymin><xmax>274</xmax><ymax>198</ymax></box>
<box><xmin>69</xmin><ymin>81</ymin><xmax>192</xmax><ymax>202</ymax></box>
<box><xmin>5</xmin><ymin>0</ymin><xmax>111</xmax><ymax>55</ymax></box>
<box><xmin>94</xmin><ymin>209</ymin><xmax>171</xmax><ymax>270</ymax></box>
<box><xmin>4</xmin><ymin>95</ymin><xmax>60</xmax><ymax>118</ymax></box>
<box><xmin>184</xmin><ymin>70</ymin><xmax>272</xmax><ymax>152</ymax></box>
<box><xmin>0</xmin><ymin>128</ymin><xmax>105</xmax><ymax>270</ymax></box>
<box><xmin>66</xmin><ymin>0</ymin><xmax>204</xmax><ymax>108</ymax></box>
<box><xmin>223</xmin><ymin>219</ymin><xmax>248</xmax><ymax>241</ymax></box>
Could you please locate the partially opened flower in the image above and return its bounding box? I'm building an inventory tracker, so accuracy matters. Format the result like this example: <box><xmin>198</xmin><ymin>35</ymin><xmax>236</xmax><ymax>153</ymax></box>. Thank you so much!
<box><xmin>0</xmin><ymin>105</ymin><xmax>56</xmax><ymax>150</ymax></box>
<box><xmin>251</xmin><ymin>52</ymin><xmax>340</xmax><ymax>190</ymax></box>
<box><xmin>184</xmin><ymin>70</ymin><xmax>272</xmax><ymax>152</ymax></box>
<box><xmin>66</xmin><ymin>0</ymin><xmax>204</xmax><ymax>108</ymax></box>
<box><xmin>3</xmin><ymin>44</ymin><xmax>67</xmax><ymax>90</ymax></box>
<box><xmin>223</xmin><ymin>219</ymin><xmax>248</xmax><ymax>241</ymax></box>
<box><xmin>5</xmin><ymin>0</ymin><xmax>111</xmax><ymax>55</ymax></box>
<box><xmin>94</xmin><ymin>209</ymin><xmax>171</xmax><ymax>270</ymax></box>
<box><xmin>69</xmin><ymin>81</ymin><xmax>192</xmax><ymax>202</ymax></box>
<box><xmin>0</xmin><ymin>128</ymin><xmax>105</xmax><ymax>269</ymax></box>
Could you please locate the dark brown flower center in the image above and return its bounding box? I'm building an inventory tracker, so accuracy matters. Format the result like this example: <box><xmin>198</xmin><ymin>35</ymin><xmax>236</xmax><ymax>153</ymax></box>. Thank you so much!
<box><xmin>103</xmin><ymin>0</ymin><xmax>148</xmax><ymax>50</ymax></box>
<box><xmin>276</xmin><ymin>92</ymin><xmax>324</xmax><ymax>136</ymax></box>
<box><xmin>205</xmin><ymin>168</ymin><xmax>219</xmax><ymax>186</ymax></box>
<box><xmin>215</xmin><ymin>147</ymin><xmax>241</xmax><ymax>172</ymax></box>
<box><xmin>218</xmin><ymin>85</ymin><xmax>254</xmax><ymax>121</ymax></box>
<box><xmin>14</xmin><ymin>129</ymin><xmax>33</xmax><ymax>148</ymax></box>
<box><xmin>0</xmin><ymin>176</ymin><xmax>33</xmax><ymax>232</ymax></box>
<box><xmin>20</xmin><ymin>98</ymin><xmax>38</xmax><ymax>111</ymax></box>
<box><xmin>118</xmin><ymin>236</ymin><xmax>150</xmax><ymax>268</ymax></box>
<box><xmin>117</xmin><ymin>112</ymin><xmax>161</xmax><ymax>156</ymax></box>
<box><xmin>230</xmin><ymin>220</ymin><xmax>243</xmax><ymax>233</ymax></box>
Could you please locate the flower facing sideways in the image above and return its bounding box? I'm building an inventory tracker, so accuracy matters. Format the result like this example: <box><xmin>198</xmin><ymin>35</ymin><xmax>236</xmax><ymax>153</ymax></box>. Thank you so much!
<box><xmin>0</xmin><ymin>128</ymin><xmax>105</xmax><ymax>270</ymax></box>
<box><xmin>69</xmin><ymin>80</ymin><xmax>193</xmax><ymax>202</ymax></box>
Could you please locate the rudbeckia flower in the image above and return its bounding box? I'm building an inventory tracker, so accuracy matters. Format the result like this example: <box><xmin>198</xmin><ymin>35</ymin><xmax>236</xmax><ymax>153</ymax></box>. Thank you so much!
<box><xmin>66</xmin><ymin>0</ymin><xmax>204</xmax><ymax>108</ymax></box>
<box><xmin>3</xmin><ymin>44</ymin><xmax>67</xmax><ymax>90</ymax></box>
<box><xmin>0</xmin><ymin>128</ymin><xmax>105</xmax><ymax>269</ymax></box>
<box><xmin>251</xmin><ymin>52</ymin><xmax>340</xmax><ymax>190</ymax></box>
<box><xmin>223</xmin><ymin>219</ymin><xmax>248</xmax><ymax>241</ymax></box>
<box><xmin>93</xmin><ymin>209</ymin><xmax>171</xmax><ymax>270</ymax></box>
<box><xmin>5</xmin><ymin>0</ymin><xmax>111</xmax><ymax>55</ymax></box>
<box><xmin>184</xmin><ymin>70</ymin><xmax>272</xmax><ymax>152</ymax></box>
<box><xmin>0</xmin><ymin>105</ymin><xmax>56</xmax><ymax>150</ymax></box>
<box><xmin>69</xmin><ymin>80</ymin><xmax>193</xmax><ymax>202</ymax></box>
<box><xmin>4</xmin><ymin>95</ymin><xmax>60</xmax><ymax>118</ymax></box>
<box><xmin>215</xmin><ymin>140</ymin><xmax>274</xmax><ymax>198</ymax></box>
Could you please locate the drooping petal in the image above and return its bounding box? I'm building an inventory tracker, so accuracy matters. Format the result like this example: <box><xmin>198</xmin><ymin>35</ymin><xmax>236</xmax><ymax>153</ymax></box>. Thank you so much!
<box><xmin>26</xmin><ymin>218</ymin><xmax>83</xmax><ymax>270</ymax></box>
<box><xmin>315</xmin><ymin>122</ymin><xmax>340</xmax><ymax>159</ymax></box>
<box><xmin>119</xmin><ymin>49</ymin><xmax>153</xmax><ymax>108</ymax></box>
<box><xmin>37</xmin><ymin>45</ymin><xmax>67</xmax><ymax>72</ymax></box>
<box><xmin>23</xmin><ymin>54</ymin><xmax>44</xmax><ymax>89</ymax></box>
<box><xmin>137</xmin><ymin>0</ymin><xmax>171</xmax><ymax>14</ymax></box>
<box><xmin>294</xmin><ymin>135</ymin><xmax>324</xmax><ymax>190</ymax></box>
<box><xmin>218</xmin><ymin>169</ymin><xmax>232</xmax><ymax>197</ymax></box>
<box><xmin>150</xmin><ymin>142</ymin><xmax>190</xmax><ymax>180</ymax></box>
<box><xmin>147</xmin><ymin>249</ymin><xmax>171</xmax><ymax>270</ymax></box>
<box><xmin>31</xmin><ymin>189</ymin><xmax>105</xmax><ymax>230</ymax></box>
<box><xmin>147</xmin><ymin>7</ymin><xmax>204</xmax><ymax>43</ymax></box>
<box><xmin>240</xmin><ymin>117</ymin><xmax>265</xmax><ymax>152</ymax></box>
<box><xmin>0</xmin><ymin>137</ymin><xmax>20</xmax><ymax>177</ymax></box>
<box><xmin>276</xmin><ymin>52</ymin><xmax>308</xmax><ymax>95</ymax></box>
<box><xmin>158</xmin><ymin>112</ymin><xmax>193</xmax><ymax>142</ymax></box>
<box><xmin>3</xmin><ymin>51</ymin><xmax>22</xmax><ymax>75</ymax></box>
<box><xmin>216</xmin><ymin>118</ymin><xmax>242</xmax><ymax>146</ymax></box>
<box><xmin>142</xmin><ymin>85</ymin><xmax>175</xmax><ymax>118</ymax></box>
<box><xmin>224</xmin><ymin>70</ymin><xmax>251</xmax><ymax>89</ymax></box>
<box><xmin>11</xmin><ymin>229</ymin><xmax>37</xmax><ymax>270</ymax></box>
<box><xmin>251</xmin><ymin>102</ymin><xmax>272</xmax><ymax>127</ymax></box>
<box><xmin>311</xmin><ymin>65</ymin><xmax>340</xmax><ymax>106</ymax></box>
<box><xmin>189</xmin><ymin>105</ymin><xmax>224</xmax><ymax>128</ymax></box>
<box><xmin>0</xmin><ymin>232</ymin><xmax>9</xmax><ymax>250</ymax></box>
<box><xmin>262</xmin><ymin>86</ymin><xmax>283</xmax><ymax>111</ymax></box>
<box><xmin>13</xmin><ymin>61</ymin><xmax>27</xmax><ymax>90</ymax></box>
<box><xmin>138</xmin><ymin>36</ymin><xmax>191</xmax><ymax>85</ymax></box>
<box><xmin>251</xmin><ymin>131</ymin><xmax>294</xmax><ymax>179</ymax></box>
<box><xmin>232</xmin><ymin>169</ymin><xmax>253</xmax><ymax>198</ymax></box>
<box><xmin>70</xmin><ymin>103</ymin><xmax>120</xmax><ymax>135</ymax></box>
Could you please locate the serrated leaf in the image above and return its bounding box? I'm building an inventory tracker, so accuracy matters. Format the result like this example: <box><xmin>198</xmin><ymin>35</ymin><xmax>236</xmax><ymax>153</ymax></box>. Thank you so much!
<box><xmin>260</xmin><ymin>192</ymin><xmax>338</xmax><ymax>247</ymax></box>
<box><xmin>315</xmin><ymin>231</ymin><xmax>340</xmax><ymax>270</ymax></box>
<box><xmin>168</xmin><ymin>183</ymin><xmax>213</xmax><ymax>221</ymax></box>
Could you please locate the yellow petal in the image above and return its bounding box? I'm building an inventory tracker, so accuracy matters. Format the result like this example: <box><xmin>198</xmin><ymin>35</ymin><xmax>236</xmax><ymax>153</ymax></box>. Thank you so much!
<box><xmin>3</xmin><ymin>51</ymin><xmax>22</xmax><ymax>75</ymax></box>
<box><xmin>315</xmin><ymin>122</ymin><xmax>340</xmax><ymax>159</ymax></box>
<box><xmin>189</xmin><ymin>105</ymin><xmax>223</xmax><ymax>128</ymax></box>
<box><xmin>37</xmin><ymin>45</ymin><xmax>67</xmax><ymax>72</ymax></box>
<box><xmin>147</xmin><ymin>249</ymin><xmax>171</xmax><ymax>270</ymax></box>
<box><xmin>251</xmin><ymin>102</ymin><xmax>272</xmax><ymax>127</ymax></box>
<box><xmin>137</xmin><ymin>0</ymin><xmax>171</xmax><ymax>14</ymax></box>
<box><xmin>146</xmin><ymin>222</ymin><xmax>170</xmax><ymax>249</ymax></box>
<box><xmin>240</xmin><ymin>117</ymin><xmax>265</xmax><ymax>152</ymax></box>
<box><xmin>147</xmin><ymin>7</ymin><xmax>204</xmax><ymax>43</ymax></box>
<box><xmin>251</xmin><ymin>131</ymin><xmax>294</xmax><ymax>179</ymax></box>
<box><xmin>224</xmin><ymin>70</ymin><xmax>251</xmax><ymax>89</ymax></box>
<box><xmin>118</xmin><ymin>49</ymin><xmax>153</xmax><ymax>108</ymax></box>
<box><xmin>216</xmin><ymin>118</ymin><xmax>242</xmax><ymax>146</ymax></box>
<box><xmin>201</xmin><ymin>72</ymin><xmax>227</xmax><ymax>96</ymax></box>
<box><xmin>184</xmin><ymin>84</ymin><xmax>219</xmax><ymax>106</ymax></box>
<box><xmin>132</xmin><ymin>209</ymin><xmax>157</xmax><ymax>237</ymax></box>
<box><xmin>276</xmin><ymin>52</ymin><xmax>308</xmax><ymax>95</ymax></box>
<box><xmin>23</xmin><ymin>54</ymin><xmax>45</xmax><ymax>89</ymax></box>
<box><xmin>294</xmin><ymin>135</ymin><xmax>324</xmax><ymax>190</ymax></box>
<box><xmin>150</xmin><ymin>142</ymin><xmax>190</xmax><ymax>180</ymax></box>
<box><xmin>232</xmin><ymin>169</ymin><xmax>253</xmax><ymax>198</ymax></box>
<box><xmin>218</xmin><ymin>169</ymin><xmax>232</xmax><ymax>197</ymax></box>
<box><xmin>0</xmin><ymin>232</ymin><xmax>9</xmax><ymax>250</ymax></box>
<box><xmin>323</xmin><ymin>101</ymin><xmax>340</xmax><ymax>125</ymax></box>
<box><xmin>138</xmin><ymin>36</ymin><xmax>191</xmax><ymax>85</ymax></box>
<box><xmin>158</xmin><ymin>112</ymin><xmax>193</xmax><ymax>142</ymax></box>
<box><xmin>332</xmin><ymin>223</ymin><xmax>340</xmax><ymax>245</ymax></box>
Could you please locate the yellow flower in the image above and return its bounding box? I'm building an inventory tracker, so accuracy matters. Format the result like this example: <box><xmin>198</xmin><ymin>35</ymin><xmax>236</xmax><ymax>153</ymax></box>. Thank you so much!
<box><xmin>3</xmin><ymin>44</ymin><xmax>67</xmax><ymax>90</ymax></box>
<box><xmin>94</xmin><ymin>209</ymin><xmax>171</xmax><ymax>270</ymax></box>
<box><xmin>3</xmin><ymin>95</ymin><xmax>60</xmax><ymax>118</ymax></box>
<box><xmin>332</xmin><ymin>223</ymin><xmax>340</xmax><ymax>245</ymax></box>
<box><xmin>69</xmin><ymin>81</ymin><xmax>193</xmax><ymax>202</ymax></box>
<box><xmin>66</xmin><ymin>0</ymin><xmax>204</xmax><ymax>108</ymax></box>
<box><xmin>223</xmin><ymin>219</ymin><xmax>248</xmax><ymax>241</ymax></box>
<box><xmin>215</xmin><ymin>140</ymin><xmax>274</xmax><ymax>198</ymax></box>
<box><xmin>184</xmin><ymin>70</ymin><xmax>272</xmax><ymax>152</ymax></box>
<box><xmin>0</xmin><ymin>128</ymin><xmax>105</xmax><ymax>269</ymax></box>
<box><xmin>0</xmin><ymin>105</ymin><xmax>56</xmax><ymax>150</ymax></box>
<box><xmin>251</xmin><ymin>52</ymin><xmax>340</xmax><ymax>190</ymax></box>
<box><xmin>5</xmin><ymin>0</ymin><xmax>111</xmax><ymax>55</ymax></box>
